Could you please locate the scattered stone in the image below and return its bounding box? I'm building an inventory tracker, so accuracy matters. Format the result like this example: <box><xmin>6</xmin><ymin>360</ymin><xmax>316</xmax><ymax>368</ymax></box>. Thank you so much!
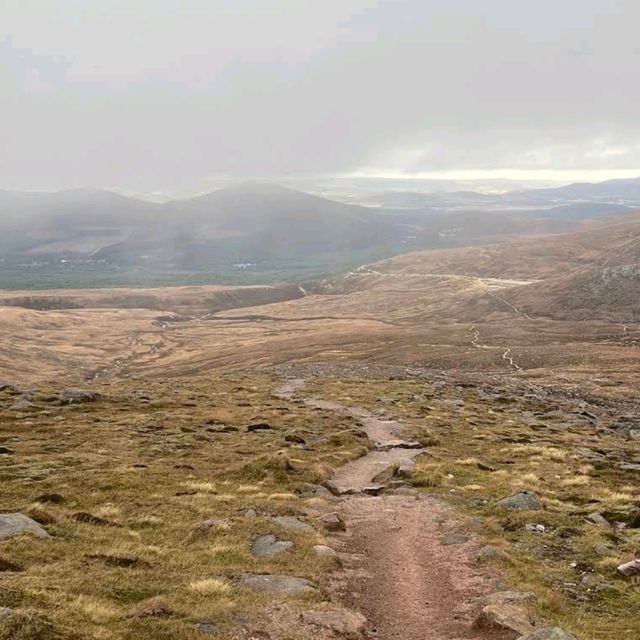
<box><xmin>0</xmin><ymin>513</ymin><xmax>51</xmax><ymax>540</ymax></box>
<box><xmin>617</xmin><ymin>559</ymin><xmax>640</xmax><ymax>577</ymax></box>
<box><xmin>478</xmin><ymin>546</ymin><xmax>511</xmax><ymax>562</ymax></box>
<box><xmin>474</xmin><ymin>603</ymin><xmax>535</xmax><ymax>637</ymax></box>
<box><xmin>295</xmin><ymin>483</ymin><xmax>331</xmax><ymax>499</ymax></box>
<box><xmin>134</xmin><ymin>598</ymin><xmax>173</xmax><ymax>617</ymax></box>
<box><xmin>486</xmin><ymin>591</ymin><xmax>537</xmax><ymax>605</ymax></box>
<box><xmin>442</xmin><ymin>532</ymin><xmax>470</xmax><ymax>545</ymax></box>
<box><xmin>301</xmin><ymin>609</ymin><xmax>366</xmax><ymax>635</ymax></box>
<box><xmin>322</xmin><ymin>480</ymin><xmax>341</xmax><ymax>496</ymax></box>
<box><xmin>9</xmin><ymin>399</ymin><xmax>33</xmax><ymax>411</ymax></box>
<box><xmin>313</xmin><ymin>545</ymin><xmax>338</xmax><ymax>559</ymax></box>
<box><xmin>246</xmin><ymin>422</ymin><xmax>273</xmax><ymax>432</ymax></box>
<box><xmin>72</xmin><ymin>512</ymin><xmax>115</xmax><ymax>527</ymax></box>
<box><xmin>518</xmin><ymin>628</ymin><xmax>578</xmax><ymax>640</ymax></box>
<box><xmin>497</xmin><ymin>491</ymin><xmax>543</xmax><ymax>511</ymax></box>
<box><xmin>271</xmin><ymin>516</ymin><xmax>314</xmax><ymax>532</ymax></box>
<box><xmin>61</xmin><ymin>389</ymin><xmax>100</xmax><ymax>404</ymax></box>
<box><xmin>318</xmin><ymin>512</ymin><xmax>346</xmax><ymax>532</ymax></box>
<box><xmin>362</xmin><ymin>484</ymin><xmax>386</xmax><ymax>496</ymax></box>
<box><xmin>0</xmin><ymin>607</ymin><xmax>55</xmax><ymax>640</ymax></box>
<box><xmin>237</xmin><ymin>573</ymin><xmax>315</xmax><ymax>595</ymax></box>
<box><xmin>525</xmin><ymin>523</ymin><xmax>547</xmax><ymax>534</ymax></box>
<box><xmin>251</xmin><ymin>535</ymin><xmax>293</xmax><ymax>558</ymax></box>
<box><xmin>593</xmin><ymin>544</ymin><xmax>614</xmax><ymax>556</ymax></box>
<box><xmin>586</xmin><ymin>512</ymin><xmax>609</xmax><ymax>526</ymax></box>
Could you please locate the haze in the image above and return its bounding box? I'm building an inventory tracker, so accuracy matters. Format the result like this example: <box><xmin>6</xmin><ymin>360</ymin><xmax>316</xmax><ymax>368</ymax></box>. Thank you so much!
<box><xmin>2</xmin><ymin>0</ymin><xmax>640</xmax><ymax>196</ymax></box>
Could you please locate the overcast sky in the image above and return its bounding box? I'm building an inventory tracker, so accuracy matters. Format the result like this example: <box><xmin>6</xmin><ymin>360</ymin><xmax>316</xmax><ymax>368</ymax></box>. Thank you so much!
<box><xmin>1</xmin><ymin>0</ymin><xmax>639</xmax><ymax>194</ymax></box>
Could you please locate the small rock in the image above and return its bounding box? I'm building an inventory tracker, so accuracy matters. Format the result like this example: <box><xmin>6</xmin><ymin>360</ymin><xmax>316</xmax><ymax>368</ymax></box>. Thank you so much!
<box><xmin>586</xmin><ymin>512</ymin><xmax>609</xmax><ymax>526</ymax></box>
<box><xmin>271</xmin><ymin>516</ymin><xmax>314</xmax><ymax>532</ymax></box>
<box><xmin>362</xmin><ymin>484</ymin><xmax>386</xmax><ymax>496</ymax></box>
<box><xmin>296</xmin><ymin>483</ymin><xmax>331</xmax><ymax>499</ymax></box>
<box><xmin>313</xmin><ymin>545</ymin><xmax>338</xmax><ymax>559</ymax></box>
<box><xmin>9</xmin><ymin>399</ymin><xmax>33</xmax><ymax>411</ymax></box>
<box><xmin>318</xmin><ymin>512</ymin><xmax>346</xmax><ymax>532</ymax></box>
<box><xmin>246</xmin><ymin>422</ymin><xmax>273</xmax><ymax>432</ymax></box>
<box><xmin>0</xmin><ymin>513</ymin><xmax>50</xmax><ymax>540</ymax></box>
<box><xmin>497</xmin><ymin>491</ymin><xmax>543</xmax><ymax>511</ymax></box>
<box><xmin>442</xmin><ymin>532</ymin><xmax>469</xmax><ymax>545</ymax></box>
<box><xmin>302</xmin><ymin>609</ymin><xmax>366</xmax><ymax>635</ymax></box>
<box><xmin>617</xmin><ymin>559</ymin><xmax>640</xmax><ymax>577</ymax></box>
<box><xmin>134</xmin><ymin>598</ymin><xmax>173</xmax><ymax>617</ymax></box>
<box><xmin>237</xmin><ymin>573</ymin><xmax>315</xmax><ymax>595</ymax></box>
<box><xmin>486</xmin><ymin>591</ymin><xmax>537</xmax><ymax>606</ymax></box>
<box><xmin>0</xmin><ymin>447</ymin><xmax>13</xmax><ymax>455</ymax></box>
<box><xmin>477</xmin><ymin>461</ymin><xmax>497</xmax><ymax>472</ymax></box>
<box><xmin>474</xmin><ymin>603</ymin><xmax>535</xmax><ymax>637</ymax></box>
<box><xmin>518</xmin><ymin>628</ymin><xmax>578</xmax><ymax>640</ymax></box>
<box><xmin>61</xmin><ymin>389</ymin><xmax>100</xmax><ymax>404</ymax></box>
<box><xmin>478</xmin><ymin>546</ymin><xmax>511</xmax><ymax>562</ymax></box>
<box><xmin>243</xmin><ymin>508</ymin><xmax>258</xmax><ymax>518</ymax></box>
<box><xmin>619</xmin><ymin>463</ymin><xmax>640</xmax><ymax>471</ymax></box>
<box><xmin>593</xmin><ymin>544</ymin><xmax>613</xmax><ymax>556</ymax></box>
<box><xmin>629</xmin><ymin>429</ymin><xmax>640</xmax><ymax>440</ymax></box>
<box><xmin>251</xmin><ymin>535</ymin><xmax>293</xmax><ymax>558</ymax></box>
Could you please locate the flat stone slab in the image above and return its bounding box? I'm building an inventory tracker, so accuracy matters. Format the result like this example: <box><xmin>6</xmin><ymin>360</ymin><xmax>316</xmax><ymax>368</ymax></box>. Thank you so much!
<box><xmin>271</xmin><ymin>516</ymin><xmax>314</xmax><ymax>532</ymax></box>
<box><xmin>0</xmin><ymin>513</ymin><xmax>51</xmax><ymax>540</ymax></box>
<box><xmin>237</xmin><ymin>573</ymin><xmax>315</xmax><ymax>595</ymax></box>
<box><xmin>302</xmin><ymin>609</ymin><xmax>366</xmax><ymax>635</ymax></box>
<box><xmin>251</xmin><ymin>535</ymin><xmax>293</xmax><ymax>558</ymax></box>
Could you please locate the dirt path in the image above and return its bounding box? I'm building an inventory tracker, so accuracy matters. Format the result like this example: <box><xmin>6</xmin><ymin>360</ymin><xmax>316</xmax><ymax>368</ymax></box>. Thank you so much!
<box><xmin>274</xmin><ymin>378</ymin><xmax>493</xmax><ymax>640</ymax></box>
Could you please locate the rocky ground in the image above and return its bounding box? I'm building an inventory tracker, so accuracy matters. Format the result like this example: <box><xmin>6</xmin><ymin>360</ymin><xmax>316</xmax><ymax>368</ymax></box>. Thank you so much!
<box><xmin>1</xmin><ymin>364</ymin><xmax>638</xmax><ymax>639</ymax></box>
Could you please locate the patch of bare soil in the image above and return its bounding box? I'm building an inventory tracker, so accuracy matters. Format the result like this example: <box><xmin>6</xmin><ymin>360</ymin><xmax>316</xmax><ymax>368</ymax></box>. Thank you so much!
<box><xmin>338</xmin><ymin>494</ymin><xmax>491</xmax><ymax>640</ymax></box>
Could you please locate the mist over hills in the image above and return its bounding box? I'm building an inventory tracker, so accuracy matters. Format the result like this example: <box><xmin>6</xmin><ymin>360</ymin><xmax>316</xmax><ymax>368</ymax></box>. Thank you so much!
<box><xmin>0</xmin><ymin>177</ymin><xmax>639</xmax><ymax>288</ymax></box>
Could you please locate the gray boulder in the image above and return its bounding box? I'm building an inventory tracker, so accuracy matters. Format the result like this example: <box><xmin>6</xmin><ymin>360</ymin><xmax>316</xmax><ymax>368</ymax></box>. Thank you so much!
<box><xmin>617</xmin><ymin>559</ymin><xmax>640</xmax><ymax>577</ymax></box>
<box><xmin>62</xmin><ymin>389</ymin><xmax>100</xmax><ymax>404</ymax></box>
<box><xmin>0</xmin><ymin>514</ymin><xmax>50</xmax><ymax>540</ymax></box>
<box><xmin>237</xmin><ymin>573</ymin><xmax>315</xmax><ymax>595</ymax></box>
<box><xmin>251</xmin><ymin>535</ymin><xmax>293</xmax><ymax>558</ymax></box>
<box><xmin>474</xmin><ymin>603</ymin><xmax>535</xmax><ymax>637</ymax></box>
<box><xmin>498</xmin><ymin>491</ymin><xmax>543</xmax><ymax>511</ymax></box>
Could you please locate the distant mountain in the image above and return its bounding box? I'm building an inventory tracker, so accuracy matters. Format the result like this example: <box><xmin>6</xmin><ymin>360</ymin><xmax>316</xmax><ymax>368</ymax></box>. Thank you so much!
<box><xmin>358</xmin><ymin>177</ymin><xmax>640</xmax><ymax>218</ymax></box>
<box><xmin>2</xmin><ymin>178</ymin><xmax>639</xmax><ymax>288</ymax></box>
<box><xmin>0</xmin><ymin>183</ymin><xmax>411</xmax><ymax>283</ymax></box>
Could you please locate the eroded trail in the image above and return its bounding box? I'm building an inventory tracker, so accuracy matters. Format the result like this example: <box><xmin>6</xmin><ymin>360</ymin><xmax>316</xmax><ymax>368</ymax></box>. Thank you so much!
<box><xmin>274</xmin><ymin>378</ymin><xmax>492</xmax><ymax>640</ymax></box>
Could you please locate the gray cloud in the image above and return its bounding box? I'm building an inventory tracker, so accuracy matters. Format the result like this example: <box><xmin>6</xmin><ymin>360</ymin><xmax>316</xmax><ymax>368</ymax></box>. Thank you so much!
<box><xmin>1</xmin><ymin>0</ymin><xmax>638</xmax><ymax>192</ymax></box>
